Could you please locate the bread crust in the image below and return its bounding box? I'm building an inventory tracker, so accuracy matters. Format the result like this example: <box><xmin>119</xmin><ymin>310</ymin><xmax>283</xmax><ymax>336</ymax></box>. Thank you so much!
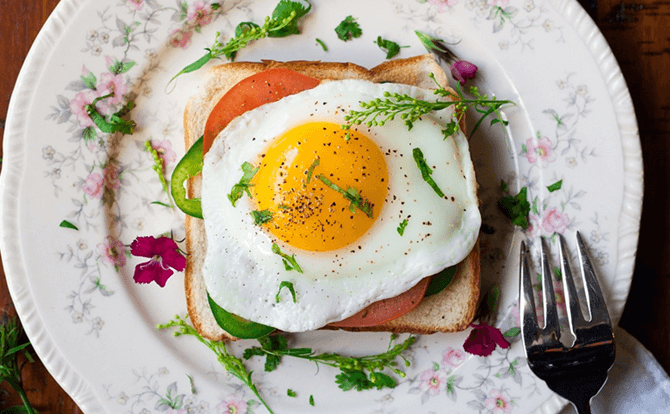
<box><xmin>183</xmin><ymin>55</ymin><xmax>479</xmax><ymax>341</ymax></box>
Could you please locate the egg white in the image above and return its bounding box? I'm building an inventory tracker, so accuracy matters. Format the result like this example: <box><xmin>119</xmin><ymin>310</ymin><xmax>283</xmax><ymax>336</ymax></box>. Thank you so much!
<box><xmin>201</xmin><ymin>79</ymin><xmax>481</xmax><ymax>332</ymax></box>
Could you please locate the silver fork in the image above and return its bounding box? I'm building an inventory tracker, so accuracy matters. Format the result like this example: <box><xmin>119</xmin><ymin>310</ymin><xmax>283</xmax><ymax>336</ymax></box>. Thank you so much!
<box><xmin>520</xmin><ymin>232</ymin><xmax>615</xmax><ymax>414</ymax></box>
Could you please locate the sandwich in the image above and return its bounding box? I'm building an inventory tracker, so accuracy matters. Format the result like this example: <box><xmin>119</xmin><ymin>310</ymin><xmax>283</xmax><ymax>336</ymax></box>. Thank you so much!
<box><xmin>178</xmin><ymin>54</ymin><xmax>481</xmax><ymax>341</ymax></box>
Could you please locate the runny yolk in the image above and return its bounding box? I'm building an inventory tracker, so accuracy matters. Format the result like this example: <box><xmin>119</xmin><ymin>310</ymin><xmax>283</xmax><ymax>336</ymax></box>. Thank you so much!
<box><xmin>251</xmin><ymin>122</ymin><xmax>389</xmax><ymax>252</ymax></box>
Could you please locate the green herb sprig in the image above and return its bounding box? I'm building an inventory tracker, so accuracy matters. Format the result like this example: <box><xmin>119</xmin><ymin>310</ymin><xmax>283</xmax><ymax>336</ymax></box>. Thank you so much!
<box><xmin>158</xmin><ymin>315</ymin><xmax>274</xmax><ymax>414</ymax></box>
<box><xmin>412</xmin><ymin>148</ymin><xmax>445</xmax><ymax>198</ymax></box>
<box><xmin>317</xmin><ymin>174</ymin><xmax>373</xmax><ymax>218</ymax></box>
<box><xmin>86</xmin><ymin>93</ymin><xmax>136</xmax><ymax>135</ymax></box>
<box><xmin>228</xmin><ymin>162</ymin><xmax>259</xmax><ymax>206</ymax></box>
<box><xmin>0</xmin><ymin>315</ymin><xmax>38</xmax><ymax>414</ymax></box>
<box><xmin>251</xmin><ymin>209</ymin><xmax>273</xmax><ymax>225</ymax></box>
<box><xmin>276</xmin><ymin>281</ymin><xmax>297</xmax><ymax>303</ymax></box>
<box><xmin>375</xmin><ymin>36</ymin><xmax>408</xmax><ymax>59</ymax></box>
<box><xmin>342</xmin><ymin>74</ymin><xmax>514</xmax><ymax>140</ymax></box>
<box><xmin>243</xmin><ymin>334</ymin><xmax>415</xmax><ymax>392</ymax></box>
<box><xmin>272</xmin><ymin>243</ymin><xmax>304</xmax><ymax>273</ymax></box>
<box><xmin>397</xmin><ymin>218</ymin><xmax>409</xmax><ymax>236</ymax></box>
<box><xmin>170</xmin><ymin>0</ymin><xmax>311</xmax><ymax>83</ymax></box>
<box><xmin>498</xmin><ymin>186</ymin><xmax>531</xmax><ymax>229</ymax></box>
<box><xmin>334</xmin><ymin>15</ymin><xmax>362</xmax><ymax>41</ymax></box>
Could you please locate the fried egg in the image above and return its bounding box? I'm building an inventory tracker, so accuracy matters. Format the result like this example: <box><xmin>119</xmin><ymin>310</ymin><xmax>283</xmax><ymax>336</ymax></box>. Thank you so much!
<box><xmin>201</xmin><ymin>79</ymin><xmax>481</xmax><ymax>332</ymax></box>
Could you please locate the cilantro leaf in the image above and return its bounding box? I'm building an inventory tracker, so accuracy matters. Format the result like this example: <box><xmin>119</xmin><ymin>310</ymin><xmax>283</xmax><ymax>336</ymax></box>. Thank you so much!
<box><xmin>375</xmin><ymin>36</ymin><xmax>407</xmax><ymax>59</ymax></box>
<box><xmin>250</xmin><ymin>209</ymin><xmax>273</xmax><ymax>225</ymax></box>
<box><xmin>412</xmin><ymin>148</ymin><xmax>445</xmax><ymax>198</ymax></box>
<box><xmin>397</xmin><ymin>219</ymin><xmax>408</xmax><ymax>236</ymax></box>
<box><xmin>317</xmin><ymin>174</ymin><xmax>373</xmax><ymax>218</ymax></box>
<box><xmin>335</xmin><ymin>15</ymin><xmax>362</xmax><ymax>41</ymax></box>
<box><xmin>228</xmin><ymin>162</ymin><xmax>259</xmax><ymax>206</ymax></box>
<box><xmin>287</xmin><ymin>389</ymin><xmax>297</xmax><ymax>397</ymax></box>
<box><xmin>270</xmin><ymin>0</ymin><xmax>312</xmax><ymax>37</ymax></box>
<box><xmin>498</xmin><ymin>187</ymin><xmax>531</xmax><ymax>229</ymax></box>
<box><xmin>271</xmin><ymin>243</ymin><xmax>304</xmax><ymax>273</ymax></box>
<box><xmin>276</xmin><ymin>281</ymin><xmax>297</xmax><ymax>303</ymax></box>
<box><xmin>547</xmin><ymin>180</ymin><xmax>563</xmax><ymax>192</ymax></box>
<box><xmin>243</xmin><ymin>334</ymin><xmax>288</xmax><ymax>372</ymax></box>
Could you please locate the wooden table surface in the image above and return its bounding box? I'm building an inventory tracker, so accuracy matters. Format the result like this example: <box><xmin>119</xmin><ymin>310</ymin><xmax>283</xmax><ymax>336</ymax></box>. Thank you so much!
<box><xmin>1</xmin><ymin>0</ymin><xmax>668</xmax><ymax>412</ymax></box>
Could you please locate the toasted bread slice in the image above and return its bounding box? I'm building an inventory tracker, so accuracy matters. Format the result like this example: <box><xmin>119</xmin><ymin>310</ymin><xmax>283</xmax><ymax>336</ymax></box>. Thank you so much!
<box><xmin>183</xmin><ymin>55</ymin><xmax>480</xmax><ymax>341</ymax></box>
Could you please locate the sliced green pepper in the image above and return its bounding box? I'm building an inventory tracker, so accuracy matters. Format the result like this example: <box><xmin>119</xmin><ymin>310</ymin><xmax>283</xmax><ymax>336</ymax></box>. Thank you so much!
<box><xmin>171</xmin><ymin>136</ymin><xmax>204</xmax><ymax>219</ymax></box>
<box><xmin>425</xmin><ymin>265</ymin><xmax>457</xmax><ymax>297</ymax></box>
<box><xmin>207</xmin><ymin>292</ymin><xmax>275</xmax><ymax>339</ymax></box>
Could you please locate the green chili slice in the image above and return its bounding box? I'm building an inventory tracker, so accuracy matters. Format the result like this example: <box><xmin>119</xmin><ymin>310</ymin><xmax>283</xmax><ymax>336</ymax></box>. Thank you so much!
<box><xmin>171</xmin><ymin>136</ymin><xmax>204</xmax><ymax>219</ymax></box>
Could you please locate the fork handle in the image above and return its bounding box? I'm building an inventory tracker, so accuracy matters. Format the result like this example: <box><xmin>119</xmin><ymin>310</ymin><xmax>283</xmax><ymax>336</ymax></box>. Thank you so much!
<box><xmin>573</xmin><ymin>401</ymin><xmax>591</xmax><ymax>414</ymax></box>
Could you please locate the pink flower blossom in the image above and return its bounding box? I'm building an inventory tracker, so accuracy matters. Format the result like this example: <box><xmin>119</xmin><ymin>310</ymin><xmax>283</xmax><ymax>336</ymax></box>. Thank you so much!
<box><xmin>70</xmin><ymin>90</ymin><xmax>108</xmax><ymax>128</ymax></box>
<box><xmin>188</xmin><ymin>1</ymin><xmax>214</xmax><ymax>28</ymax></box>
<box><xmin>217</xmin><ymin>394</ymin><xmax>248</xmax><ymax>414</ymax></box>
<box><xmin>98</xmin><ymin>236</ymin><xmax>127</xmax><ymax>268</ymax></box>
<box><xmin>463</xmin><ymin>323</ymin><xmax>510</xmax><ymax>356</ymax></box>
<box><xmin>103</xmin><ymin>163</ymin><xmax>121</xmax><ymax>190</ymax></box>
<box><xmin>450</xmin><ymin>59</ymin><xmax>478</xmax><ymax>85</ymax></box>
<box><xmin>485</xmin><ymin>388</ymin><xmax>513</xmax><ymax>413</ymax></box>
<box><xmin>442</xmin><ymin>348</ymin><xmax>466</xmax><ymax>368</ymax></box>
<box><xmin>419</xmin><ymin>369</ymin><xmax>447</xmax><ymax>396</ymax></box>
<box><xmin>130</xmin><ymin>236</ymin><xmax>186</xmax><ymax>288</ymax></box>
<box><xmin>169</xmin><ymin>28</ymin><xmax>193</xmax><ymax>49</ymax></box>
<box><xmin>525</xmin><ymin>136</ymin><xmax>556</xmax><ymax>166</ymax></box>
<box><xmin>542</xmin><ymin>207</ymin><xmax>569</xmax><ymax>234</ymax></box>
<box><xmin>490</xmin><ymin>0</ymin><xmax>511</xmax><ymax>6</ymax></box>
<box><xmin>151</xmin><ymin>139</ymin><xmax>177</xmax><ymax>168</ymax></box>
<box><xmin>126</xmin><ymin>0</ymin><xmax>144</xmax><ymax>11</ymax></box>
<box><xmin>83</xmin><ymin>172</ymin><xmax>104</xmax><ymax>198</ymax></box>
<box><xmin>97</xmin><ymin>72</ymin><xmax>128</xmax><ymax>106</ymax></box>
<box><xmin>428</xmin><ymin>0</ymin><xmax>459</xmax><ymax>11</ymax></box>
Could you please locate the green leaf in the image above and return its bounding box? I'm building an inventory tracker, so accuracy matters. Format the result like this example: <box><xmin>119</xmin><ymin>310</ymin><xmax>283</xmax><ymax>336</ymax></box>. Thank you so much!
<box><xmin>169</xmin><ymin>52</ymin><xmax>213</xmax><ymax>85</ymax></box>
<box><xmin>503</xmin><ymin>327</ymin><xmax>521</xmax><ymax>337</ymax></box>
<box><xmin>315</xmin><ymin>38</ymin><xmax>327</xmax><ymax>51</ymax></box>
<box><xmin>396</xmin><ymin>219</ymin><xmax>409</xmax><ymax>236</ymax></box>
<box><xmin>275</xmin><ymin>281</ymin><xmax>297</xmax><ymax>303</ymax></box>
<box><xmin>81</xmin><ymin>71</ymin><xmax>97</xmax><ymax>89</ymax></box>
<box><xmin>547</xmin><ymin>180</ymin><xmax>563</xmax><ymax>192</ymax></box>
<box><xmin>497</xmin><ymin>187</ymin><xmax>530</xmax><ymax>229</ymax></box>
<box><xmin>309</xmin><ymin>395</ymin><xmax>315</xmax><ymax>406</ymax></box>
<box><xmin>336</xmin><ymin>370</ymin><xmax>371</xmax><ymax>391</ymax></box>
<box><xmin>271</xmin><ymin>243</ymin><xmax>304</xmax><ymax>273</ymax></box>
<box><xmin>287</xmin><ymin>389</ymin><xmax>297</xmax><ymax>397</ymax></box>
<box><xmin>151</xmin><ymin>201</ymin><xmax>172</xmax><ymax>208</ymax></box>
<box><xmin>59</xmin><ymin>220</ymin><xmax>78</xmax><ymax>230</ymax></box>
<box><xmin>304</xmin><ymin>157</ymin><xmax>320</xmax><ymax>186</ymax></box>
<box><xmin>235</xmin><ymin>22</ymin><xmax>261</xmax><ymax>37</ymax></box>
<box><xmin>250</xmin><ymin>210</ymin><xmax>273</xmax><ymax>225</ymax></box>
<box><xmin>228</xmin><ymin>162</ymin><xmax>259</xmax><ymax>206</ymax></box>
<box><xmin>375</xmin><ymin>36</ymin><xmax>407</xmax><ymax>59</ymax></box>
<box><xmin>500</xmin><ymin>180</ymin><xmax>509</xmax><ymax>193</ymax></box>
<box><xmin>369</xmin><ymin>372</ymin><xmax>396</xmax><ymax>390</ymax></box>
<box><xmin>335</xmin><ymin>15</ymin><xmax>362</xmax><ymax>41</ymax></box>
<box><xmin>412</xmin><ymin>148</ymin><xmax>445</xmax><ymax>198</ymax></box>
<box><xmin>317</xmin><ymin>174</ymin><xmax>373</xmax><ymax>218</ymax></box>
<box><xmin>270</xmin><ymin>0</ymin><xmax>312</xmax><ymax>37</ymax></box>
<box><xmin>414</xmin><ymin>30</ymin><xmax>447</xmax><ymax>52</ymax></box>
<box><xmin>442</xmin><ymin>119</ymin><xmax>460</xmax><ymax>139</ymax></box>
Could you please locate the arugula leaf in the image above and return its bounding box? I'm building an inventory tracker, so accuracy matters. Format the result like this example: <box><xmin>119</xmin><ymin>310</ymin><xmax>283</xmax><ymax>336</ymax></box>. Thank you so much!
<box><xmin>276</xmin><ymin>281</ymin><xmax>297</xmax><ymax>303</ymax></box>
<box><xmin>397</xmin><ymin>219</ymin><xmax>408</xmax><ymax>236</ymax></box>
<box><xmin>547</xmin><ymin>180</ymin><xmax>562</xmax><ymax>192</ymax></box>
<box><xmin>59</xmin><ymin>220</ymin><xmax>78</xmax><ymax>230</ymax></box>
<box><xmin>250</xmin><ymin>209</ymin><xmax>273</xmax><ymax>225</ymax></box>
<box><xmin>335</xmin><ymin>15</ymin><xmax>362</xmax><ymax>41</ymax></box>
<box><xmin>317</xmin><ymin>174</ymin><xmax>373</xmax><ymax>218</ymax></box>
<box><xmin>271</xmin><ymin>243</ymin><xmax>304</xmax><ymax>273</ymax></box>
<box><xmin>412</xmin><ymin>148</ymin><xmax>445</xmax><ymax>198</ymax></box>
<box><xmin>228</xmin><ymin>162</ymin><xmax>259</xmax><ymax>207</ymax></box>
<box><xmin>498</xmin><ymin>187</ymin><xmax>531</xmax><ymax>229</ymax></box>
<box><xmin>375</xmin><ymin>36</ymin><xmax>407</xmax><ymax>59</ymax></box>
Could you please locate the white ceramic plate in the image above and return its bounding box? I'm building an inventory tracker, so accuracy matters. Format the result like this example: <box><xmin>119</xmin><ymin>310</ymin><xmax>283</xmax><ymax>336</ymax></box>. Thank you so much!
<box><xmin>1</xmin><ymin>0</ymin><xmax>641</xmax><ymax>413</ymax></box>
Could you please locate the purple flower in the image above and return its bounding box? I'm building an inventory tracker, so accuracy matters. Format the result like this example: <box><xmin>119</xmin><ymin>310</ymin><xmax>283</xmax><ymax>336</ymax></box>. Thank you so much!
<box><xmin>463</xmin><ymin>323</ymin><xmax>510</xmax><ymax>356</ymax></box>
<box><xmin>130</xmin><ymin>236</ymin><xmax>186</xmax><ymax>287</ymax></box>
<box><xmin>450</xmin><ymin>59</ymin><xmax>478</xmax><ymax>85</ymax></box>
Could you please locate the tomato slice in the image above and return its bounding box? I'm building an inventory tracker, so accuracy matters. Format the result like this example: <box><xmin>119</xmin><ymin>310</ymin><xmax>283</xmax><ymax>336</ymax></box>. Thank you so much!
<box><xmin>328</xmin><ymin>278</ymin><xmax>431</xmax><ymax>328</ymax></box>
<box><xmin>202</xmin><ymin>67</ymin><xmax>321</xmax><ymax>155</ymax></box>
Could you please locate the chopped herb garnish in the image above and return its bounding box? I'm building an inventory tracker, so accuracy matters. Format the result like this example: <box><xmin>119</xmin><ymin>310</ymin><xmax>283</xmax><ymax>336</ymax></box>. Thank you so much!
<box><xmin>498</xmin><ymin>187</ymin><xmax>531</xmax><ymax>229</ymax></box>
<box><xmin>335</xmin><ymin>15</ymin><xmax>362</xmax><ymax>41</ymax></box>
<box><xmin>287</xmin><ymin>389</ymin><xmax>297</xmax><ymax>397</ymax></box>
<box><xmin>397</xmin><ymin>219</ymin><xmax>409</xmax><ymax>236</ymax></box>
<box><xmin>251</xmin><ymin>209</ymin><xmax>274</xmax><ymax>225</ymax></box>
<box><xmin>414</xmin><ymin>30</ymin><xmax>448</xmax><ymax>53</ymax></box>
<box><xmin>316</xmin><ymin>38</ymin><xmax>327</xmax><ymax>51</ymax></box>
<box><xmin>309</xmin><ymin>395</ymin><xmax>315</xmax><ymax>406</ymax></box>
<box><xmin>304</xmin><ymin>157</ymin><xmax>320</xmax><ymax>186</ymax></box>
<box><xmin>86</xmin><ymin>94</ymin><xmax>136</xmax><ymax>135</ymax></box>
<box><xmin>412</xmin><ymin>148</ymin><xmax>445</xmax><ymax>198</ymax></box>
<box><xmin>317</xmin><ymin>174</ymin><xmax>373</xmax><ymax>218</ymax></box>
<box><xmin>271</xmin><ymin>243</ymin><xmax>304</xmax><ymax>273</ymax></box>
<box><xmin>243</xmin><ymin>334</ymin><xmax>416</xmax><ymax>392</ymax></box>
<box><xmin>375</xmin><ymin>36</ymin><xmax>408</xmax><ymax>59</ymax></box>
<box><xmin>276</xmin><ymin>281</ymin><xmax>297</xmax><ymax>303</ymax></box>
<box><xmin>279</xmin><ymin>204</ymin><xmax>291</xmax><ymax>210</ymax></box>
<box><xmin>228</xmin><ymin>162</ymin><xmax>259</xmax><ymax>206</ymax></box>
<box><xmin>547</xmin><ymin>180</ymin><xmax>563</xmax><ymax>192</ymax></box>
<box><xmin>59</xmin><ymin>220</ymin><xmax>78</xmax><ymax>230</ymax></box>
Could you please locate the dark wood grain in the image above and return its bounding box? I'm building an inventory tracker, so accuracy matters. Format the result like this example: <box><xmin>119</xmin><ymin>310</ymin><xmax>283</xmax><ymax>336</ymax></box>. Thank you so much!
<box><xmin>0</xmin><ymin>0</ymin><xmax>668</xmax><ymax>412</ymax></box>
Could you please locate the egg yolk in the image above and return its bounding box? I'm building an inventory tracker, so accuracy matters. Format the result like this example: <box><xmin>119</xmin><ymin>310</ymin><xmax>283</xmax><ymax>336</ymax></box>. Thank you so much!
<box><xmin>251</xmin><ymin>122</ymin><xmax>389</xmax><ymax>252</ymax></box>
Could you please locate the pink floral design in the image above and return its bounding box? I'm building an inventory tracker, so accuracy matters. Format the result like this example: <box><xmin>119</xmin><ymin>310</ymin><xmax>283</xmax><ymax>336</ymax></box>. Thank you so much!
<box><xmin>463</xmin><ymin>323</ymin><xmax>510</xmax><ymax>356</ymax></box>
<box><xmin>428</xmin><ymin>0</ymin><xmax>459</xmax><ymax>11</ymax></box>
<box><xmin>542</xmin><ymin>207</ymin><xmax>569</xmax><ymax>234</ymax></box>
<box><xmin>69</xmin><ymin>90</ymin><xmax>107</xmax><ymax>128</ymax></box>
<box><xmin>83</xmin><ymin>172</ymin><xmax>104</xmax><ymax>198</ymax></box>
<box><xmin>187</xmin><ymin>1</ymin><xmax>214</xmax><ymax>29</ymax></box>
<box><xmin>485</xmin><ymin>388</ymin><xmax>512</xmax><ymax>413</ymax></box>
<box><xmin>126</xmin><ymin>0</ymin><xmax>144</xmax><ymax>11</ymax></box>
<box><xmin>97</xmin><ymin>236</ymin><xmax>127</xmax><ymax>268</ymax></box>
<box><xmin>130</xmin><ymin>236</ymin><xmax>186</xmax><ymax>288</ymax></box>
<box><xmin>442</xmin><ymin>348</ymin><xmax>466</xmax><ymax>368</ymax></box>
<box><xmin>419</xmin><ymin>369</ymin><xmax>447</xmax><ymax>396</ymax></box>
<box><xmin>103</xmin><ymin>163</ymin><xmax>121</xmax><ymax>190</ymax></box>
<box><xmin>169</xmin><ymin>28</ymin><xmax>193</xmax><ymax>49</ymax></box>
<box><xmin>525</xmin><ymin>136</ymin><xmax>556</xmax><ymax>166</ymax></box>
<box><xmin>151</xmin><ymin>139</ymin><xmax>177</xmax><ymax>168</ymax></box>
<box><xmin>97</xmin><ymin>73</ymin><xmax>128</xmax><ymax>106</ymax></box>
<box><xmin>217</xmin><ymin>394</ymin><xmax>248</xmax><ymax>414</ymax></box>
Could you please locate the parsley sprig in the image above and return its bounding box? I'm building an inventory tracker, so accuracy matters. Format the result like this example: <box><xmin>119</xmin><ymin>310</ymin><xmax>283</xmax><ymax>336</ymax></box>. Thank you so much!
<box><xmin>250</xmin><ymin>209</ymin><xmax>273</xmax><ymax>225</ymax></box>
<box><xmin>170</xmin><ymin>0</ymin><xmax>311</xmax><ymax>83</ymax></box>
<box><xmin>317</xmin><ymin>174</ymin><xmax>373</xmax><ymax>218</ymax></box>
<box><xmin>228</xmin><ymin>162</ymin><xmax>259</xmax><ymax>207</ymax></box>
<box><xmin>334</xmin><ymin>15</ymin><xmax>362</xmax><ymax>41</ymax></box>
<box><xmin>1</xmin><ymin>315</ymin><xmax>38</xmax><ymax>414</ymax></box>
<box><xmin>158</xmin><ymin>315</ymin><xmax>274</xmax><ymax>414</ymax></box>
<box><xmin>243</xmin><ymin>334</ymin><xmax>416</xmax><ymax>391</ymax></box>
<box><xmin>342</xmin><ymin>74</ymin><xmax>514</xmax><ymax>140</ymax></box>
<box><xmin>272</xmin><ymin>243</ymin><xmax>304</xmax><ymax>273</ymax></box>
